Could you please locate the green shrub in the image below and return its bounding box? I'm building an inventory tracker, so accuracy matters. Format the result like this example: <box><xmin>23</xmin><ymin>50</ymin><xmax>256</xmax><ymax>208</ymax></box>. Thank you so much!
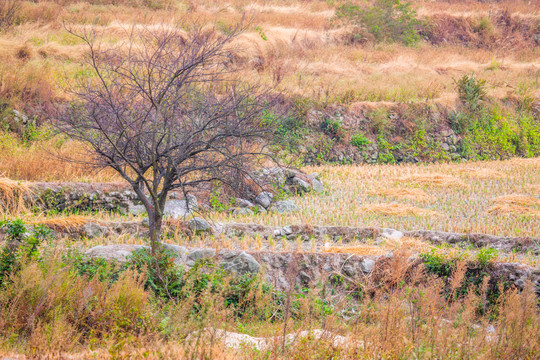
<box><xmin>127</xmin><ymin>247</ymin><xmax>186</xmax><ymax>299</ymax></box>
<box><xmin>476</xmin><ymin>248</ymin><xmax>498</xmax><ymax>267</ymax></box>
<box><xmin>350</xmin><ymin>132</ymin><xmax>371</xmax><ymax>149</ymax></box>
<box><xmin>455</xmin><ymin>73</ymin><xmax>487</xmax><ymax>112</ymax></box>
<box><xmin>320</xmin><ymin>117</ymin><xmax>344</xmax><ymax>140</ymax></box>
<box><xmin>335</xmin><ymin>0</ymin><xmax>421</xmax><ymax>46</ymax></box>
<box><xmin>0</xmin><ymin>219</ymin><xmax>53</xmax><ymax>286</ymax></box>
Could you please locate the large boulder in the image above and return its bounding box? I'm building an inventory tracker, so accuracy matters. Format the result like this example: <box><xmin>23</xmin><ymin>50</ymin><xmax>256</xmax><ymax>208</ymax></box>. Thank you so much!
<box><xmin>220</xmin><ymin>251</ymin><xmax>261</xmax><ymax>275</ymax></box>
<box><xmin>269</xmin><ymin>200</ymin><xmax>298</xmax><ymax>214</ymax></box>
<box><xmin>86</xmin><ymin>244</ymin><xmax>147</xmax><ymax>262</ymax></box>
<box><xmin>254</xmin><ymin>191</ymin><xmax>273</xmax><ymax>209</ymax></box>
<box><xmin>189</xmin><ymin>217</ymin><xmax>212</xmax><ymax>233</ymax></box>
<box><xmin>82</xmin><ymin>222</ymin><xmax>109</xmax><ymax>238</ymax></box>
<box><xmin>164</xmin><ymin>194</ymin><xmax>198</xmax><ymax>219</ymax></box>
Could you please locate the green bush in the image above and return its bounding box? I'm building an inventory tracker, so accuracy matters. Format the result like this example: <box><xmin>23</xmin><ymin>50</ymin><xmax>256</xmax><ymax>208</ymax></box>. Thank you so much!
<box><xmin>335</xmin><ymin>0</ymin><xmax>421</xmax><ymax>46</ymax></box>
<box><xmin>320</xmin><ymin>117</ymin><xmax>344</xmax><ymax>140</ymax></box>
<box><xmin>476</xmin><ymin>248</ymin><xmax>498</xmax><ymax>267</ymax></box>
<box><xmin>455</xmin><ymin>73</ymin><xmax>487</xmax><ymax>112</ymax></box>
<box><xmin>350</xmin><ymin>132</ymin><xmax>371</xmax><ymax>149</ymax></box>
<box><xmin>0</xmin><ymin>219</ymin><xmax>53</xmax><ymax>286</ymax></box>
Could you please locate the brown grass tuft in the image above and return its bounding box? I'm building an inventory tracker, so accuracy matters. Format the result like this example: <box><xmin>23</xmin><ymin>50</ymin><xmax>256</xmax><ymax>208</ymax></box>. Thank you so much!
<box><xmin>398</xmin><ymin>173</ymin><xmax>465</xmax><ymax>187</ymax></box>
<box><xmin>370</xmin><ymin>187</ymin><xmax>433</xmax><ymax>202</ymax></box>
<box><xmin>492</xmin><ymin>194</ymin><xmax>540</xmax><ymax>207</ymax></box>
<box><xmin>30</xmin><ymin>215</ymin><xmax>92</xmax><ymax>232</ymax></box>
<box><xmin>488</xmin><ymin>194</ymin><xmax>540</xmax><ymax>217</ymax></box>
<box><xmin>362</xmin><ymin>203</ymin><xmax>438</xmax><ymax>216</ymax></box>
<box><xmin>460</xmin><ymin>167</ymin><xmax>505</xmax><ymax>179</ymax></box>
<box><xmin>0</xmin><ymin>177</ymin><xmax>32</xmax><ymax>215</ymax></box>
<box><xmin>325</xmin><ymin>236</ymin><xmax>430</xmax><ymax>256</ymax></box>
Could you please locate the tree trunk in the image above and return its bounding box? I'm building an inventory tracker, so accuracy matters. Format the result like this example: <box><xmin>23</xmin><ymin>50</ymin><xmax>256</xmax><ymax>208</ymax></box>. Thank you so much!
<box><xmin>149</xmin><ymin>210</ymin><xmax>163</xmax><ymax>255</ymax></box>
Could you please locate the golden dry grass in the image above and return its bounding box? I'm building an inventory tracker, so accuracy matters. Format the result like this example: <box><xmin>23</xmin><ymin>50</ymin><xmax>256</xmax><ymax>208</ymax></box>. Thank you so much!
<box><xmin>492</xmin><ymin>194</ymin><xmax>540</xmax><ymax>207</ymax></box>
<box><xmin>487</xmin><ymin>194</ymin><xmax>540</xmax><ymax>217</ymax></box>
<box><xmin>29</xmin><ymin>215</ymin><xmax>91</xmax><ymax>232</ymax></box>
<box><xmin>213</xmin><ymin>158</ymin><xmax>540</xmax><ymax>238</ymax></box>
<box><xmin>460</xmin><ymin>167</ymin><xmax>505</xmax><ymax>179</ymax></box>
<box><xmin>362</xmin><ymin>203</ymin><xmax>438</xmax><ymax>216</ymax></box>
<box><xmin>324</xmin><ymin>236</ymin><xmax>430</xmax><ymax>256</ymax></box>
<box><xmin>397</xmin><ymin>173</ymin><xmax>465</xmax><ymax>187</ymax></box>
<box><xmin>369</xmin><ymin>187</ymin><xmax>433</xmax><ymax>202</ymax></box>
<box><xmin>0</xmin><ymin>0</ymin><xmax>538</xmax><ymax>112</ymax></box>
<box><xmin>0</xmin><ymin>177</ymin><xmax>32</xmax><ymax>215</ymax></box>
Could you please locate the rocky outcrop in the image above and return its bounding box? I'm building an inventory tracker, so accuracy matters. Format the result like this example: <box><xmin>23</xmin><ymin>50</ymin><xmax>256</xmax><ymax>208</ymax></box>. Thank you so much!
<box><xmin>26</xmin><ymin>167</ymin><xmax>318</xmax><ymax>216</ymax></box>
<box><xmin>85</xmin><ymin>244</ymin><xmax>540</xmax><ymax>295</ymax></box>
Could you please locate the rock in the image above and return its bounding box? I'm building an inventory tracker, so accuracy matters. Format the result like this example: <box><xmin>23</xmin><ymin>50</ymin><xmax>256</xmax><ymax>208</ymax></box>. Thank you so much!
<box><xmin>86</xmin><ymin>244</ymin><xmax>147</xmax><ymax>262</ymax></box>
<box><xmin>220</xmin><ymin>251</ymin><xmax>260</xmax><ymax>275</ymax></box>
<box><xmin>255</xmin><ymin>191</ymin><xmax>273</xmax><ymax>208</ymax></box>
<box><xmin>360</xmin><ymin>258</ymin><xmax>375</xmax><ymax>273</ymax></box>
<box><xmin>164</xmin><ymin>195</ymin><xmax>198</xmax><ymax>219</ymax></box>
<box><xmin>235</xmin><ymin>198</ymin><xmax>254</xmax><ymax>208</ymax></box>
<box><xmin>161</xmin><ymin>244</ymin><xmax>189</xmax><ymax>265</ymax></box>
<box><xmin>82</xmin><ymin>222</ymin><xmax>108</xmax><ymax>238</ymax></box>
<box><xmin>311</xmin><ymin>178</ymin><xmax>324</xmax><ymax>193</ymax></box>
<box><xmin>142</xmin><ymin>217</ymin><xmax>149</xmax><ymax>227</ymax></box>
<box><xmin>269</xmin><ymin>200</ymin><xmax>298</xmax><ymax>214</ymax></box>
<box><xmin>380</xmin><ymin>228</ymin><xmax>403</xmax><ymax>240</ymax></box>
<box><xmin>189</xmin><ymin>217</ymin><xmax>212</xmax><ymax>233</ymax></box>
<box><xmin>230</xmin><ymin>207</ymin><xmax>254</xmax><ymax>216</ymax></box>
<box><xmin>290</xmin><ymin>177</ymin><xmax>311</xmax><ymax>193</ymax></box>
<box><xmin>186</xmin><ymin>248</ymin><xmax>217</xmax><ymax>266</ymax></box>
<box><xmin>128</xmin><ymin>204</ymin><xmax>146</xmax><ymax>216</ymax></box>
<box><xmin>441</xmin><ymin>143</ymin><xmax>450</xmax><ymax>151</ymax></box>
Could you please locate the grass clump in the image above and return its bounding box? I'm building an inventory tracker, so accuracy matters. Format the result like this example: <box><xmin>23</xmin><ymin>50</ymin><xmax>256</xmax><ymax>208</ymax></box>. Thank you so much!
<box><xmin>334</xmin><ymin>0</ymin><xmax>421</xmax><ymax>46</ymax></box>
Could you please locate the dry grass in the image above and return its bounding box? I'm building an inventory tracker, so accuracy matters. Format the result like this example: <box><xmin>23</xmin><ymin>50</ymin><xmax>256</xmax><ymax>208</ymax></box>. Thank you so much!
<box><xmin>398</xmin><ymin>173</ymin><xmax>466</xmax><ymax>187</ymax></box>
<box><xmin>29</xmin><ymin>215</ymin><xmax>91</xmax><ymax>232</ymax></box>
<box><xmin>0</xmin><ymin>133</ymin><xmax>121</xmax><ymax>182</ymax></box>
<box><xmin>362</xmin><ymin>203</ymin><xmax>438</xmax><ymax>217</ymax></box>
<box><xmin>0</xmin><ymin>0</ymin><xmax>537</xmax><ymax>112</ymax></box>
<box><xmin>325</xmin><ymin>236</ymin><xmax>430</xmax><ymax>256</ymax></box>
<box><xmin>369</xmin><ymin>187</ymin><xmax>433</xmax><ymax>202</ymax></box>
<box><xmin>212</xmin><ymin>158</ymin><xmax>540</xmax><ymax>238</ymax></box>
<box><xmin>460</xmin><ymin>167</ymin><xmax>505</xmax><ymax>179</ymax></box>
<box><xmin>492</xmin><ymin>194</ymin><xmax>540</xmax><ymax>207</ymax></box>
<box><xmin>487</xmin><ymin>194</ymin><xmax>540</xmax><ymax>217</ymax></box>
<box><xmin>0</xmin><ymin>177</ymin><xmax>32</xmax><ymax>215</ymax></box>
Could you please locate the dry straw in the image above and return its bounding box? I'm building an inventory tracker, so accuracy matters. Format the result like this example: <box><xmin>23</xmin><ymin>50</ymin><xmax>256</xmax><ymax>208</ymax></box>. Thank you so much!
<box><xmin>30</xmin><ymin>215</ymin><xmax>92</xmax><ymax>233</ymax></box>
<box><xmin>362</xmin><ymin>203</ymin><xmax>438</xmax><ymax>216</ymax></box>
<box><xmin>488</xmin><ymin>194</ymin><xmax>540</xmax><ymax>217</ymax></box>
<box><xmin>0</xmin><ymin>177</ymin><xmax>33</xmax><ymax>215</ymax></box>
<box><xmin>398</xmin><ymin>173</ymin><xmax>465</xmax><ymax>187</ymax></box>
<box><xmin>369</xmin><ymin>187</ymin><xmax>433</xmax><ymax>202</ymax></box>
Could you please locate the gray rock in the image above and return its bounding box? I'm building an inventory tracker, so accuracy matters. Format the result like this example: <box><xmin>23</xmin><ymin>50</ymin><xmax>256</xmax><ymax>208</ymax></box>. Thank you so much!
<box><xmin>161</xmin><ymin>243</ymin><xmax>189</xmax><ymax>265</ymax></box>
<box><xmin>380</xmin><ymin>228</ymin><xmax>403</xmax><ymax>240</ymax></box>
<box><xmin>360</xmin><ymin>258</ymin><xmax>375</xmax><ymax>273</ymax></box>
<box><xmin>311</xmin><ymin>178</ymin><xmax>324</xmax><ymax>193</ymax></box>
<box><xmin>83</xmin><ymin>222</ymin><xmax>108</xmax><ymax>238</ymax></box>
<box><xmin>441</xmin><ymin>143</ymin><xmax>450</xmax><ymax>151</ymax></box>
<box><xmin>290</xmin><ymin>177</ymin><xmax>311</xmax><ymax>193</ymax></box>
<box><xmin>128</xmin><ymin>204</ymin><xmax>146</xmax><ymax>216</ymax></box>
<box><xmin>220</xmin><ymin>251</ymin><xmax>260</xmax><ymax>275</ymax></box>
<box><xmin>86</xmin><ymin>244</ymin><xmax>147</xmax><ymax>262</ymax></box>
<box><xmin>142</xmin><ymin>217</ymin><xmax>149</xmax><ymax>227</ymax></box>
<box><xmin>187</xmin><ymin>248</ymin><xmax>217</xmax><ymax>266</ymax></box>
<box><xmin>235</xmin><ymin>198</ymin><xmax>255</xmax><ymax>208</ymax></box>
<box><xmin>269</xmin><ymin>200</ymin><xmax>298</xmax><ymax>214</ymax></box>
<box><xmin>164</xmin><ymin>195</ymin><xmax>198</xmax><ymax>219</ymax></box>
<box><xmin>189</xmin><ymin>217</ymin><xmax>212</xmax><ymax>233</ymax></box>
<box><xmin>255</xmin><ymin>191</ymin><xmax>273</xmax><ymax>208</ymax></box>
<box><xmin>230</xmin><ymin>207</ymin><xmax>254</xmax><ymax>216</ymax></box>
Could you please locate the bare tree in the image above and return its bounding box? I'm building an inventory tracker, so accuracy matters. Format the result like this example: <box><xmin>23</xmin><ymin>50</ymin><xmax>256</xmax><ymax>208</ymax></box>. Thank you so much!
<box><xmin>58</xmin><ymin>25</ymin><xmax>277</xmax><ymax>253</ymax></box>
